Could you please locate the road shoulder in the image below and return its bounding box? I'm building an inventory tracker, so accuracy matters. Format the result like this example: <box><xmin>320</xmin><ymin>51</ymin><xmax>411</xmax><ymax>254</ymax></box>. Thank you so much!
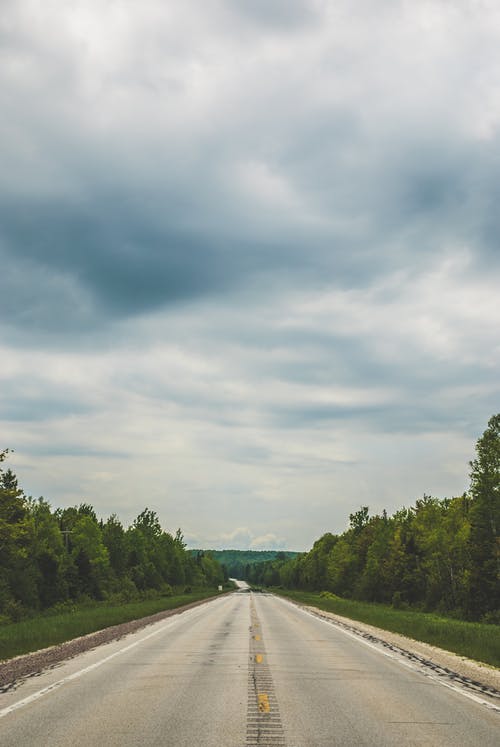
<box><xmin>0</xmin><ymin>593</ymin><xmax>230</xmax><ymax>691</ymax></box>
<box><xmin>284</xmin><ymin>597</ymin><xmax>500</xmax><ymax>694</ymax></box>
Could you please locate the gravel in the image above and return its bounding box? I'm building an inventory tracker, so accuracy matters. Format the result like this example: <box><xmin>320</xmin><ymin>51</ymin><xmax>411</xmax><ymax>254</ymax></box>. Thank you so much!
<box><xmin>0</xmin><ymin>596</ymin><xmax>220</xmax><ymax>692</ymax></box>
<box><xmin>300</xmin><ymin>602</ymin><xmax>500</xmax><ymax>698</ymax></box>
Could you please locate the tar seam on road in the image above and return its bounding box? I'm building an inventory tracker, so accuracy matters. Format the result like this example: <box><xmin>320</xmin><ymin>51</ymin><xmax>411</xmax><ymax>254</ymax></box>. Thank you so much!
<box><xmin>247</xmin><ymin>596</ymin><xmax>287</xmax><ymax>747</ymax></box>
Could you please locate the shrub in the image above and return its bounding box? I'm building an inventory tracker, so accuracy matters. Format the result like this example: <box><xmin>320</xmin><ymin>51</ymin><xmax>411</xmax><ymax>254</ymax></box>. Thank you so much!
<box><xmin>4</xmin><ymin>600</ymin><xmax>26</xmax><ymax>622</ymax></box>
<box><xmin>391</xmin><ymin>591</ymin><xmax>408</xmax><ymax>610</ymax></box>
<box><xmin>481</xmin><ymin>610</ymin><xmax>500</xmax><ymax>625</ymax></box>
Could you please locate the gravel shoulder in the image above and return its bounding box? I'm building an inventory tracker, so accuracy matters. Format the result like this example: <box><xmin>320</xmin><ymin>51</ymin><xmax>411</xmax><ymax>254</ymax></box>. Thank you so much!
<box><xmin>298</xmin><ymin>601</ymin><xmax>500</xmax><ymax>694</ymax></box>
<box><xmin>0</xmin><ymin>595</ymin><xmax>225</xmax><ymax>691</ymax></box>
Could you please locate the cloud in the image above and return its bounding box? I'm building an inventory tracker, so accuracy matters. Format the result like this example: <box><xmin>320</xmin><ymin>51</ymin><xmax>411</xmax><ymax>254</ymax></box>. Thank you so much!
<box><xmin>228</xmin><ymin>0</ymin><xmax>322</xmax><ymax>30</ymax></box>
<box><xmin>250</xmin><ymin>533</ymin><xmax>286</xmax><ymax>550</ymax></box>
<box><xmin>186</xmin><ymin>527</ymin><xmax>287</xmax><ymax>551</ymax></box>
<box><xmin>187</xmin><ymin>527</ymin><xmax>254</xmax><ymax>551</ymax></box>
<box><xmin>1</xmin><ymin>1</ymin><xmax>500</xmax><ymax>550</ymax></box>
<box><xmin>2</xmin><ymin>0</ymin><xmax>500</xmax><ymax>341</ymax></box>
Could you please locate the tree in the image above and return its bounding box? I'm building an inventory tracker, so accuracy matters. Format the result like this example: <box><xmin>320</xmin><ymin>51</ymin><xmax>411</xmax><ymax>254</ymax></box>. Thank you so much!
<box><xmin>133</xmin><ymin>508</ymin><xmax>162</xmax><ymax>539</ymax></box>
<box><xmin>28</xmin><ymin>497</ymin><xmax>68</xmax><ymax>607</ymax></box>
<box><xmin>466</xmin><ymin>414</ymin><xmax>500</xmax><ymax>618</ymax></box>
<box><xmin>355</xmin><ymin>516</ymin><xmax>393</xmax><ymax>602</ymax></box>
<box><xmin>0</xmin><ymin>448</ymin><xmax>11</xmax><ymax>469</ymax></box>
<box><xmin>349</xmin><ymin>506</ymin><xmax>369</xmax><ymax>533</ymax></box>
<box><xmin>0</xmin><ymin>457</ymin><xmax>37</xmax><ymax>614</ymax></box>
<box><xmin>71</xmin><ymin>514</ymin><xmax>110</xmax><ymax>598</ymax></box>
<box><xmin>102</xmin><ymin>514</ymin><xmax>127</xmax><ymax>579</ymax></box>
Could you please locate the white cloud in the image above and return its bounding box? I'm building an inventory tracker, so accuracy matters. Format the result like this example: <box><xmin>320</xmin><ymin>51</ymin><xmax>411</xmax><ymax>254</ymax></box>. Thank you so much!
<box><xmin>250</xmin><ymin>533</ymin><xmax>286</xmax><ymax>550</ymax></box>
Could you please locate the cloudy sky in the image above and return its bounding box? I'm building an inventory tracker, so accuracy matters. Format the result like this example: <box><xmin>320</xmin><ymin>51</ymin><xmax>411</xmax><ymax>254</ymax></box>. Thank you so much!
<box><xmin>1</xmin><ymin>0</ymin><xmax>500</xmax><ymax>551</ymax></box>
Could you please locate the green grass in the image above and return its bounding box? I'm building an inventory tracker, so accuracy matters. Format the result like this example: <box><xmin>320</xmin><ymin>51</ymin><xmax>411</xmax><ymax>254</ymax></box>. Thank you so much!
<box><xmin>274</xmin><ymin>590</ymin><xmax>500</xmax><ymax>669</ymax></box>
<box><xmin>0</xmin><ymin>588</ymin><xmax>228</xmax><ymax>662</ymax></box>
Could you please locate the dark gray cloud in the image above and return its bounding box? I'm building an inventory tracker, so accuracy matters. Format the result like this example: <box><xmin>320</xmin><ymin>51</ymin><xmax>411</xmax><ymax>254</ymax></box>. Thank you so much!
<box><xmin>0</xmin><ymin>0</ymin><xmax>497</xmax><ymax>343</ymax></box>
<box><xmin>0</xmin><ymin>199</ymin><xmax>225</xmax><ymax>314</ymax></box>
<box><xmin>228</xmin><ymin>0</ymin><xmax>322</xmax><ymax>30</ymax></box>
<box><xmin>0</xmin><ymin>372</ymin><xmax>96</xmax><ymax>423</ymax></box>
<box><xmin>0</xmin><ymin>397</ymin><xmax>90</xmax><ymax>423</ymax></box>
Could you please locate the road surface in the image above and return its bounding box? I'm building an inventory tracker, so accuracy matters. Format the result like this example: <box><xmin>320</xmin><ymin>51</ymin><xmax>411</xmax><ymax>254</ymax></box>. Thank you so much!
<box><xmin>0</xmin><ymin>590</ymin><xmax>498</xmax><ymax>746</ymax></box>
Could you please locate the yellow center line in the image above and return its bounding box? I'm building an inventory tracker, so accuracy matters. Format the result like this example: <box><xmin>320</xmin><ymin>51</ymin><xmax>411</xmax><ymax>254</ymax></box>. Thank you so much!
<box><xmin>258</xmin><ymin>693</ymin><xmax>270</xmax><ymax>713</ymax></box>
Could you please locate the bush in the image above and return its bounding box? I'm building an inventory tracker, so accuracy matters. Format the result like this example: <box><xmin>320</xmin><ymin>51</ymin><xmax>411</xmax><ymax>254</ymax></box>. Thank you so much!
<box><xmin>320</xmin><ymin>591</ymin><xmax>342</xmax><ymax>601</ymax></box>
<box><xmin>116</xmin><ymin>576</ymin><xmax>138</xmax><ymax>602</ymax></box>
<box><xmin>159</xmin><ymin>583</ymin><xmax>173</xmax><ymax>597</ymax></box>
<box><xmin>481</xmin><ymin>610</ymin><xmax>500</xmax><ymax>625</ymax></box>
<box><xmin>75</xmin><ymin>593</ymin><xmax>95</xmax><ymax>607</ymax></box>
<box><xmin>46</xmin><ymin>601</ymin><xmax>78</xmax><ymax>616</ymax></box>
<box><xmin>4</xmin><ymin>600</ymin><xmax>26</xmax><ymax>622</ymax></box>
<box><xmin>391</xmin><ymin>591</ymin><xmax>409</xmax><ymax>610</ymax></box>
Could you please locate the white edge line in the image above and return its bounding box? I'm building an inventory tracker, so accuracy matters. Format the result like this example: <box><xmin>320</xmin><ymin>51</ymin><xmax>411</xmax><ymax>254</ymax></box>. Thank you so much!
<box><xmin>274</xmin><ymin>595</ymin><xmax>500</xmax><ymax>714</ymax></box>
<box><xmin>0</xmin><ymin>594</ymin><xmax>228</xmax><ymax>720</ymax></box>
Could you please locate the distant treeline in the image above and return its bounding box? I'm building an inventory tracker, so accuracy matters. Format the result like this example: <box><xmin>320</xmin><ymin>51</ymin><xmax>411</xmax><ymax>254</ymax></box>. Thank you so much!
<box><xmin>245</xmin><ymin>415</ymin><xmax>500</xmax><ymax>623</ymax></box>
<box><xmin>190</xmin><ymin>549</ymin><xmax>299</xmax><ymax>580</ymax></box>
<box><xmin>0</xmin><ymin>451</ymin><xmax>225</xmax><ymax>622</ymax></box>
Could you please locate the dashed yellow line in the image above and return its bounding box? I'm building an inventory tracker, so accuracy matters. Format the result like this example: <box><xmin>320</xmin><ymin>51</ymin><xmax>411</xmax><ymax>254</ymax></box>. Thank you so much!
<box><xmin>257</xmin><ymin>693</ymin><xmax>270</xmax><ymax>713</ymax></box>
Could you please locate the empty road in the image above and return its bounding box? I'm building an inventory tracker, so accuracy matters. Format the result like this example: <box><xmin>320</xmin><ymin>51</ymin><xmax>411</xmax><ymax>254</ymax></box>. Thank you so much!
<box><xmin>0</xmin><ymin>590</ymin><xmax>498</xmax><ymax>746</ymax></box>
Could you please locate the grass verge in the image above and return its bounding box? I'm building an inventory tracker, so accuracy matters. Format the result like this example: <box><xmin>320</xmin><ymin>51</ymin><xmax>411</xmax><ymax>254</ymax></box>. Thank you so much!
<box><xmin>0</xmin><ymin>588</ymin><xmax>228</xmax><ymax>662</ymax></box>
<box><xmin>273</xmin><ymin>589</ymin><xmax>500</xmax><ymax>668</ymax></box>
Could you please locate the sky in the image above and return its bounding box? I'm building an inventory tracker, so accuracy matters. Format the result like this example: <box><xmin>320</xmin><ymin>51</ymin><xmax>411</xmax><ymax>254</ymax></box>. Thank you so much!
<box><xmin>1</xmin><ymin>0</ymin><xmax>500</xmax><ymax>551</ymax></box>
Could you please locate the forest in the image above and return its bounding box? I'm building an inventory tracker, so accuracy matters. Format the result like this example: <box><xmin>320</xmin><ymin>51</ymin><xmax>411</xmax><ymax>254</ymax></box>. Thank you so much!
<box><xmin>190</xmin><ymin>549</ymin><xmax>299</xmax><ymax>580</ymax></box>
<box><xmin>0</xmin><ymin>450</ymin><xmax>225</xmax><ymax>622</ymax></box>
<box><xmin>246</xmin><ymin>414</ymin><xmax>500</xmax><ymax>623</ymax></box>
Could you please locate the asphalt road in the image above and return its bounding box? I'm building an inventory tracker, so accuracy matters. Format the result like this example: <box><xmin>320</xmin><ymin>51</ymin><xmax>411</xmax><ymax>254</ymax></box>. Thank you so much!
<box><xmin>0</xmin><ymin>590</ymin><xmax>498</xmax><ymax>746</ymax></box>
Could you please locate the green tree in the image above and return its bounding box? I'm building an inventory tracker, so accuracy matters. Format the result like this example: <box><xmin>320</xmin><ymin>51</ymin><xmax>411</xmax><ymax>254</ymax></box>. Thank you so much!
<box><xmin>71</xmin><ymin>514</ymin><xmax>110</xmax><ymax>598</ymax></box>
<box><xmin>467</xmin><ymin>414</ymin><xmax>500</xmax><ymax>618</ymax></box>
<box><xmin>28</xmin><ymin>497</ymin><xmax>68</xmax><ymax>607</ymax></box>
<box><xmin>128</xmin><ymin>509</ymin><xmax>168</xmax><ymax>590</ymax></box>
<box><xmin>355</xmin><ymin>515</ymin><xmax>393</xmax><ymax>602</ymax></box>
<box><xmin>0</xmin><ymin>459</ymin><xmax>37</xmax><ymax>614</ymax></box>
<box><xmin>102</xmin><ymin>514</ymin><xmax>128</xmax><ymax>580</ymax></box>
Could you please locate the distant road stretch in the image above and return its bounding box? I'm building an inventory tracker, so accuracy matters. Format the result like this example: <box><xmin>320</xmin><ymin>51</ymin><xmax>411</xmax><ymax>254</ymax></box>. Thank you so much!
<box><xmin>0</xmin><ymin>589</ymin><xmax>498</xmax><ymax>746</ymax></box>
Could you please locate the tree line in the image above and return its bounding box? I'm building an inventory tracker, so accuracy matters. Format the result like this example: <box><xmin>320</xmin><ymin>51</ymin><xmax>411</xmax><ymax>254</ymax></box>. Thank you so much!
<box><xmin>0</xmin><ymin>451</ymin><xmax>225</xmax><ymax>622</ymax></box>
<box><xmin>246</xmin><ymin>415</ymin><xmax>500</xmax><ymax>622</ymax></box>
<box><xmin>191</xmin><ymin>549</ymin><xmax>299</xmax><ymax>580</ymax></box>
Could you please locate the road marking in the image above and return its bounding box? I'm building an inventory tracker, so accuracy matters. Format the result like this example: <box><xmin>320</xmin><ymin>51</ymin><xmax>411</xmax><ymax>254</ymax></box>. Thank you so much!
<box><xmin>0</xmin><ymin>619</ymin><xmax>179</xmax><ymax>719</ymax></box>
<box><xmin>247</xmin><ymin>596</ymin><xmax>287</xmax><ymax>746</ymax></box>
<box><xmin>0</xmin><ymin>597</ymin><xmax>229</xmax><ymax>721</ymax></box>
<box><xmin>258</xmin><ymin>693</ymin><xmax>270</xmax><ymax>713</ymax></box>
<box><xmin>274</xmin><ymin>595</ymin><xmax>500</xmax><ymax>715</ymax></box>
